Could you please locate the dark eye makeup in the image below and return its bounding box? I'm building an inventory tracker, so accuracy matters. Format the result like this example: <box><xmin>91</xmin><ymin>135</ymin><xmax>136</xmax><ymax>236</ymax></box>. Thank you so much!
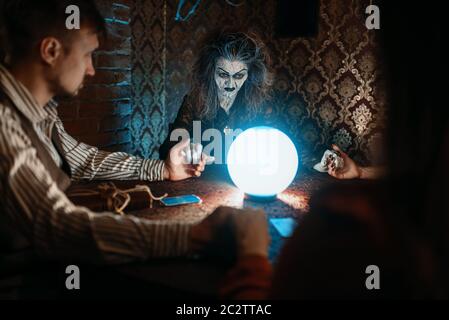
<box><xmin>233</xmin><ymin>73</ymin><xmax>246</xmax><ymax>80</ymax></box>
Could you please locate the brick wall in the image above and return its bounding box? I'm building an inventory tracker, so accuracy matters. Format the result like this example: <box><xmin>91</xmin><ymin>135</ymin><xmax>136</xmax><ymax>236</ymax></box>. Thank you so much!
<box><xmin>58</xmin><ymin>0</ymin><xmax>132</xmax><ymax>153</ymax></box>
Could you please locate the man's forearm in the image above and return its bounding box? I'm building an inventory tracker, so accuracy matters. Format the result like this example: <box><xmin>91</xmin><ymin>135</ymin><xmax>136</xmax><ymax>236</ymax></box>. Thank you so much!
<box><xmin>55</xmin><ymin>119</ymin><xmax>165</xmax><ymax>181</ymax></box>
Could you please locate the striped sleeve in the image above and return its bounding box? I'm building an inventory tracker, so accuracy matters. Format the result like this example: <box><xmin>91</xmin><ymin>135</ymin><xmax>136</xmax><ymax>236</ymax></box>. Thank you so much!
<box><xmin>53</xmin><ymin>118</ymin><xmax>166</xmax><ymax>182</ymax></box>
<box><xmin>0</xmin><ymin>105</ymin><xmax>192</xmax><ymax>264</ymax></box>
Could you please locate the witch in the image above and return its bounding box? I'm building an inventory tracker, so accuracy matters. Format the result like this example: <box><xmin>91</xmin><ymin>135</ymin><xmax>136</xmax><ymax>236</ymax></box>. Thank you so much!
<box><xmin>159</xmin><ymin>31</ymin><xmax>279</xmax><ymax>163</ymax></box>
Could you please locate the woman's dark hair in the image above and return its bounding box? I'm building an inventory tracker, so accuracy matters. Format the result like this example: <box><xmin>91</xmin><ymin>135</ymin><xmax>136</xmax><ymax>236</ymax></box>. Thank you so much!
<box><xmin>0</xmin><ymin>0</ymin><xmax>106</xmax><ymax>64</ymax></box>
<box><xmin>190</xmin><ymin>30</ymin><xmax>273</xmax><ymax>120</ymax></box>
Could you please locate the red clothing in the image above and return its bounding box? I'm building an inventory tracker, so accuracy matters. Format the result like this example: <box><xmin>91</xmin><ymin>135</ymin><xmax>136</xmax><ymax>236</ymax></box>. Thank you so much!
<box><xmin>220</xmin><ymin>255</ymin><xmax>272</xmax><ymax>300</ymax></box>
<box><xmin>220</xmin><ymin>181</ymin><xmax>440</xmax><ymax>299</ymax></box>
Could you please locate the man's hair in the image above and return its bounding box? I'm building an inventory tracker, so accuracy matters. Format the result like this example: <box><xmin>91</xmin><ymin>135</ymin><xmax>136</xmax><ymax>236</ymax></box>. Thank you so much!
<box><xmin>0</xmin><ymin>0</ymin><xmax>106</xmax><ymax>63</ymax></box>
<box><xmin>190</xmin><ymin>30</ymin><xmax>273</xmax><ymax>120</ymax></box>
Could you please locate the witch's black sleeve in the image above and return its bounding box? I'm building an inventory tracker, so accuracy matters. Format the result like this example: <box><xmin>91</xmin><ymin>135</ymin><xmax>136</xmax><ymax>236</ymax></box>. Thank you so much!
<box><xmin>159</xmin><ymin>95</ymin><xmax>196</xmax><ymax>159</ymax></box>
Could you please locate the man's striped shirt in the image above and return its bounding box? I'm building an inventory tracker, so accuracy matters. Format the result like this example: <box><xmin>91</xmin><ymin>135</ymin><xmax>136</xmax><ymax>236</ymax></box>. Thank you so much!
<box><xmin>0</xmin><ymin>64</ymin><xmax>192</xmax><ymax>264</ymax></box>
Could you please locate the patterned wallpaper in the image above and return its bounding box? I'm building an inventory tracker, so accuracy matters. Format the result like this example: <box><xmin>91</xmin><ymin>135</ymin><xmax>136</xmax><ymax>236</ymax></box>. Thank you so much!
<box><xmin>131</xmin><ymin>0</ymin><xmax>386</xmax><ymax>165</ymax></box>
<box><xmin>130</xmin><ymin>0</ymin><xmax>167</xmax><ymax>158</ymax></box>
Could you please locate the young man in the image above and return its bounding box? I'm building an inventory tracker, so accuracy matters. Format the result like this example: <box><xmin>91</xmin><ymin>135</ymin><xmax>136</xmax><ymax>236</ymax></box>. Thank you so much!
<box><xmin>0</xmin><ymin>0</ymin><xmax>230</xmax><ymax>283</ymax></box>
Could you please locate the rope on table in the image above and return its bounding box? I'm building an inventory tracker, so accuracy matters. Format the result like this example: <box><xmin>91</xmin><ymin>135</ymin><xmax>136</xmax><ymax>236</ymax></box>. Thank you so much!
<box><xmin>68</xmin><ymin>182</ymin><xmax>168</xmax><ymax>215</ymax></box>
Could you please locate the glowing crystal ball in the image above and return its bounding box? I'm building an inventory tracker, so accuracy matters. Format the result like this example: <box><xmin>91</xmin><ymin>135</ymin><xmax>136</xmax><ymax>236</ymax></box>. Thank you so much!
<box><xmin>227</xmin><ymin>126</ymin><xmax>299</xmax><ymax>198</ymax></box>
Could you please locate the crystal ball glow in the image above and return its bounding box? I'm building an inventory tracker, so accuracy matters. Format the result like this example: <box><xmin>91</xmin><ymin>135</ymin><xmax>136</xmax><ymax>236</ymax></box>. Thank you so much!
<box><xmin>227</xmin><ymin>126</ymin><xmax>299</xmax><ymax>198</ymax></box>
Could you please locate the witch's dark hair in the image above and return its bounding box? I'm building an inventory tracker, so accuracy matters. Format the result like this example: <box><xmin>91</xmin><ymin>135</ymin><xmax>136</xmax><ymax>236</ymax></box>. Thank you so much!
<box><xmin>190</xmin><ymin>30</ymin><xmax>273</xmax><ymax>120</ymax></box>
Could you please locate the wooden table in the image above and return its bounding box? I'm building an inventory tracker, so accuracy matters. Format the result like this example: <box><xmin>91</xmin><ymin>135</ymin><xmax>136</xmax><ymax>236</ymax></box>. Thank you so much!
<box><xmin>66</xmin><ymin>164</ymin><xmax>335</xmax><ymax>298</ymax></box>
<box><xmin>68</xmin><ymin>164</ymin><xmax>333</xmax><ymax>220</ymax></box>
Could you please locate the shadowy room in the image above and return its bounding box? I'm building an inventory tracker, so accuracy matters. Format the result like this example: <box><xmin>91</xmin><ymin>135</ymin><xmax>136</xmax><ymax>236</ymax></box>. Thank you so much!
<box><xmin>0</xmin><ymin>0</ymin><xmax>447</xmax><ymax>301</ymax></box>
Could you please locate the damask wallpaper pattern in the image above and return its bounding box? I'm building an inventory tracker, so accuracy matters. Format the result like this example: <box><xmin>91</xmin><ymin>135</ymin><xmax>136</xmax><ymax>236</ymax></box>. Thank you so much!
<box><xmin>131</xmin><ymin>0</ymin><xmax>386</xmax><ymax>165</ymax></box>
<box><xmin>131</xmin><ymin>0</ymin><xmax>167</xmax><ymax>158</ymax></box>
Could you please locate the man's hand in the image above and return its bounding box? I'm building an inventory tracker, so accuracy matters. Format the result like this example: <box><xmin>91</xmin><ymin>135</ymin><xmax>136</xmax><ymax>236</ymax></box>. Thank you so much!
<box><xmin>164</xmin><ymin>139</ymin><xmax>211</xmax><ymax>181</ymax></box>
<box><xmin>189</xmin><ymin>206</ymin><xmax>270</xmax><ymax>261</ymax></box>
<box><xmin>232</xmin><ymin>208</ymin><xmax>270</xmax><ymax>258</ymax></box>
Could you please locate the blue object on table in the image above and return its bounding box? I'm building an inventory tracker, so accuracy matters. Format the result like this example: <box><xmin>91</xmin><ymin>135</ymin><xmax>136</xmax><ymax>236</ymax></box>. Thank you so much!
<box><xmin>270</xmin><ymin>217</ymin><xmax>298</xmax><ymax>238</ymax></box>
<box><xmin>160</xmin><ymin>194</ymin><xmax>202</xmax><ymax>206</ymax></box>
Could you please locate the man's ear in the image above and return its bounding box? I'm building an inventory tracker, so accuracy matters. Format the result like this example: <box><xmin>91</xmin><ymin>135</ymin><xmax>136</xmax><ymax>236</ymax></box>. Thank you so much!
<box><xmin>40</xmin><ymin>37</ymin><xmax>63</xmax><ymax>66</ymax></box>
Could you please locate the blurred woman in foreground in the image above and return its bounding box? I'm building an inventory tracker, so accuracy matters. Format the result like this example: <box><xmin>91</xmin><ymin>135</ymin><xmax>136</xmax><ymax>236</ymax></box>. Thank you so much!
<box><xmin>219</xmin><ymin>2</ymin><xmax>449</xmax><ymax>299</ymax></box>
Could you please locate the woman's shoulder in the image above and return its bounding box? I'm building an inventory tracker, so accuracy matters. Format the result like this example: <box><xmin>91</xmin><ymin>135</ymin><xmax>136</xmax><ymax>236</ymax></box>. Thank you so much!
<box><xmin>309</xmin><ymin>180</ymin><xmax>388</xmax><ymax>224</ymax></box>
<box><xmin>177</xmin><ymin>93</ymin><xmax>203</xmax><ymax>118</ymax></box>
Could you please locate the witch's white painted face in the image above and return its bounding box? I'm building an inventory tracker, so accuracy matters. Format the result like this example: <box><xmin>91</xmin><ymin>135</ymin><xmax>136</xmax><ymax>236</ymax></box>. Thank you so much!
<box><xmin>214</xmin><ymin>57</ymin><xmax>248</xmax><ymax>98</ymax></box>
